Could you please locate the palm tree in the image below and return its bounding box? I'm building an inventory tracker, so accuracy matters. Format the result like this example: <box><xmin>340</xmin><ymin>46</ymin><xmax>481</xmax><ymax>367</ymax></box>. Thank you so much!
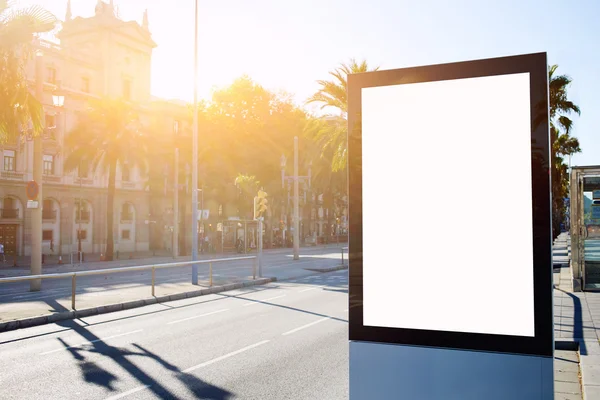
<box><xmin>0</xmin><ymin>0</ymin><xmax>57</xmax><ymax>142</ymax></box>
<box><xmin>305</xmin><ymin>59</ymin><xmax>379</xmax><ymax>173</ymax></box>
<box><xmin>234</xmin><ymin>173</ymin><xmax>260</xmax><ymax>219</ymax></box>
<box><xmin>64</xmin><ymin>98</ymin><xmax>148</xmax><ymax>261</ymax></box>
<box><xmin>548</xmin><ymin>64</ymin><xmax>581</xmax><ymax>239</ymax></box>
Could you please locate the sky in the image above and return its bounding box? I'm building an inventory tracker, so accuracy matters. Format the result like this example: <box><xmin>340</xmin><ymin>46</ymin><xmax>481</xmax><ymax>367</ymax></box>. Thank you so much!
<box><xmin>20</xmin><ymin>0</ymin><xmax>599</xmax><ymax>166</ymax></box>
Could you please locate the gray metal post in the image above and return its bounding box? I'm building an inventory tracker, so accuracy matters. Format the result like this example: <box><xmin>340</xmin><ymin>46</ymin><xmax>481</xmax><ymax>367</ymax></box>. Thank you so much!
<box><xmin>71</xmin><ymin>274</ymin><xmax>76</xmax><ymax>309</ymax></box>
<box><xmin>293</xmin><ymin>137</ymin><xmax>300</xmax><ymax>260</ymax></box>
<box><xmin>191</xmin><ymin>0</ymin><xmax>199</xmax><ymax>284</ymax></box>
<box><xmin>151</xmin><ymin>267</ymin><xmax>155</xmax><ymax>296</ymax></box>
<box><xmin>258</xmin><ymin>218</ymin><xmax>263</xmax><ymax>277</ymax></box>
<box><xmin>173</xmin><ymin>148</ymin><xmax>179</xmax><ymax>258</ymax></box>
<box><xmin>31</xmin><ymin>52</ymin><xmax>44</xmax><ymax>291</ymax></box>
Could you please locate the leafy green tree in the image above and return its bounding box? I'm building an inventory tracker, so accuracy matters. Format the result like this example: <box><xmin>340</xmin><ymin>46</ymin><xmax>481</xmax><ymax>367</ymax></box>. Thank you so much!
<box><xmin>64</xmin><ymin>98</ymin><xmax>148</xmax><ymax>261</ymax></box>
<box><xmin>0</xmin><ymin>0</ymin><xmax>57</xmax><ymax>142</ymax></box>
<box><xmin>234</xmin><ymin>173</ymin><xmax>260</xmax><ymax>219</ymax></box>
<box><xmin>306</xmin><ymin>59</ymin><xmax>379</xmax><ymax>172</ymax></box>
<box><xmin>548</xmin><ymin>64</ymin><xmax>581</xmax><ymax>239</ymax></box>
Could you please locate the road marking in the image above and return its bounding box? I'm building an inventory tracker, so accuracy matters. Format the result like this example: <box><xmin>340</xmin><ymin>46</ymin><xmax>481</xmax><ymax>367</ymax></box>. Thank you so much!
<box><xmin>299</xmin><ymin>287</ymin><xmax>318</xmax><ymax>293</ymax></box>
<box><xmin>242</xmin><ymin>295</ymin><xmax>285</xmax><ymax>306</ymax></box>
<box><xmin>183</xmin><ymin>340</ymin><xmax>270</xmax><ymax>373</ymax></box>
<box><xmin>104</xmin><ymin>385</ymin><xmax>151</xmax><ymax>400</ymax></box>
<box><xmin>40</xmin><ymin>329</ymin><xmax>143</xmax><ymax>355</ymax></box>
<box><xmin>282</xmin><ymin>317</ymin><xmax>331</xmax><ymax>336</ymax></box>
<box><xmin>167</xmin><ymin>309</ymin><xmax>229</xmax><ymax>325</ymax></box>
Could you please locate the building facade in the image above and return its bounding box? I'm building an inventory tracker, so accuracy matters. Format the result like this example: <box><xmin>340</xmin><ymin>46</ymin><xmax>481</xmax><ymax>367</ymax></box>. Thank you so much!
<box><xmin>1</xmin><ymin>1</ymin><xmax>348</xmax><ymax>259</ymax></box>
<box><xmin>0</xmin><ymin>1</ymin><xmax>184</xmax><ymax>258</ymax></box>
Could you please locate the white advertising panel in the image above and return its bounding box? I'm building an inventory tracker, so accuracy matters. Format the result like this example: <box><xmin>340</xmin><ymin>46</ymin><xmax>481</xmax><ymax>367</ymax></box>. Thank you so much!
<box><xmin>361</xmin><ymin>73</ymin><xmax>535</xmax><ymax>337</ymax></box>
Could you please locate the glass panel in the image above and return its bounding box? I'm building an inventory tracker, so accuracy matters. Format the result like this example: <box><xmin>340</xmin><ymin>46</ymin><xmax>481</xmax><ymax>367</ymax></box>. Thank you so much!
<box><xmin>583</xmin><ymin>177</ymin><xmax>600</xmax><ymax>289</ymax></box>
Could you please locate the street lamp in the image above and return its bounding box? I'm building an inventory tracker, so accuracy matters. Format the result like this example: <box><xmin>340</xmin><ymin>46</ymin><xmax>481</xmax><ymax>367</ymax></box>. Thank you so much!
<box><xmin>173</xmin><ymin>119</ymin><xmax>179</xmax><ymax>259</ymax></box>
<box><xmin>191</xmin><ymin>0</ymin><xmax>200</xmax><ymax>284</ymax></box>
<box><xmin>52</xmin><ymin>85</ymin><xmax>65</xmax><ymax>258</ymax></box>
<box><xmin>280</xmin><ymin>140</ymin><xmax>311</xmax><ymax>259</ymax></box>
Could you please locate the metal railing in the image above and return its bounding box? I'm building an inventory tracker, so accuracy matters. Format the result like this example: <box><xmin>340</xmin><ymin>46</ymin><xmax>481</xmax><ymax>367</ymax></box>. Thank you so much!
<box><xmin>0</xmin><ymin>256</ymin><xmax>257</xmax><ymax>310</ymax></box>
<box><xmin>341</xmin><ymin>247</ymin><xmax>348</xmax><ymax>265</ymax></box>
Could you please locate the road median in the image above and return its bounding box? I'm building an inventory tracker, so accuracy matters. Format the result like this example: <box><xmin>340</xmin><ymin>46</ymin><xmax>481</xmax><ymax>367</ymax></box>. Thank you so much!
<box><xmin>0</xmin><ymin>277</ymin><xmax>275</xmax><ymax>333</ymax></box>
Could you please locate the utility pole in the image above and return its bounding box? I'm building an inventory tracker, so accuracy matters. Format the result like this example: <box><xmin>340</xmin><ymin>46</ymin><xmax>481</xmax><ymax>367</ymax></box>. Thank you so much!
<box><xmin>191</xmin><ymin>0</ymin><xmax>199</xmax><ymax>284</ymax></box>
<box><xmin>31</xmin><ymin>52</ymin><xmax>44</xmax><ymax>291</ymax></box>
<box><xmin>173</xmin><ymin>147</ymin><xmax>179</xmax><ymax>258</ymax></box>
<box><xmin>293</xmin><ymin>136</ymin><xmax>300</xmax><ymax>260</ymax></box>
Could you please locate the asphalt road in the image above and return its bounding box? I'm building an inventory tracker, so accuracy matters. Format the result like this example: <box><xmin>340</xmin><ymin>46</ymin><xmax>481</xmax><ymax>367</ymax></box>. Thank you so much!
<box><xmin>0</xmin><ymin>270</ymin><xmax>349</xmax><ymax>400</ymax></box>
<box><xmin>0</xmin><ymin>247</ymin><xmax>345</xmax><ymax>305</ymax></box>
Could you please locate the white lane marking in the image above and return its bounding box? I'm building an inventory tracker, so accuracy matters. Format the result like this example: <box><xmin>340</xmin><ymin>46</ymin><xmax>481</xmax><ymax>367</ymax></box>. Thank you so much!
<box><xmin>242</xmin><ymin>295</ymin><xmax>285</xmax><ymax>307</ymax></box>
<box><xmin>183</xmin><ymin>340</ymin><xmax>270</xmax><ymax>373</ymax></box>
<box><xmin>167</xmin><ymin>309</ymin><xmax>229</xmax><ymax>325</ymax></box>
<box><xmin>8</xmin><ymin>293</ymin><xmax>70</xmax><ymax>301</ymax></box>
<box><xmin>299</xmin><ymin>287</ymin><xmax>318</xmax><ymax>293</ymax></box>
<box><xmin>104</xmin><ymin>384</ymin><xmax>151</xmax><ymax>400</ymax></box>
<box><xmin>40</xmin><ymin>329</ymin><xmax>143</xmax><ymax>355</ymax></box>
<box><xmin>0</xmin><ymin>289</ymin><xmax>65</xmax><ymax>300</ymax></box>
<box><xmin>282</xmin><ymin>317</ymin><xmax>331</xmax><ymax>336</ymax></box>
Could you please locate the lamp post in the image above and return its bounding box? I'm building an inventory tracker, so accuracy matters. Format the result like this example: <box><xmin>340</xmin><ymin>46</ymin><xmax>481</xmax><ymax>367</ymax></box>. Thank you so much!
<box><xmin>52</xmin><ymin>85</ymin><xmax>65</xmax><ymax>259</ymax></box>
<box><xmin>30</xmin><ymin>51</ymin><xmax>44</xmax><ymax>291</ymax></box>
<box><xmin>280</xmin><ymin>137</ymin><xmax>311</xmax><ymax>260</ymax></box>
<box><xmin>191</xmin><ymin>0</ymin><xmax>199</xmax><ymax>284</ymax></box>
<box><xmin>173</xmin><ymin>120</ymin><xmax>179</xmax><ymax>259</ymax></box>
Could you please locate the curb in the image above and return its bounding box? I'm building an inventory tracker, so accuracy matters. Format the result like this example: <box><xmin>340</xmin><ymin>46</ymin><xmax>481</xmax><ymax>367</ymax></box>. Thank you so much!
<box><xmin>0</xmin><ymin>277</ymin><xmax>275</xmax><ymax>333</ymax></box>
<box><xmin>274</xmin><ymin>265</ymin><xmax>348</xmax><ymax>282</ymax></box>
<box><xmin>304</xmin><ymin>264</ymin><xmax>348</xmax><ymax>273</ymax></box>
<box><xmin>555</xmin><ymin>340</ymin><xmax>580</xmax><ymax>351</ymax></box>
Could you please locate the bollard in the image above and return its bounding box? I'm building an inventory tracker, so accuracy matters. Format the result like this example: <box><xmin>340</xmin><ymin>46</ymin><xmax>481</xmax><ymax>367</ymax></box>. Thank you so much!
<box><xmin>341</xmin><ymin>248</ymin><xmax>344</xmax><ymax>265</ymax></box>
<box><xmin>209</xmin><ymin>263</ymin><xmax>213</xmax><ymax>287</ymax></box>
<box><xmin>71</xmin><ymin>274</ymin><xmax>77</xmax><ymax>310</ymax></box>
<box><xmin>151</xmin><ymin>267</ymin><xmax>155</xmax><ymax>297</ymax></box>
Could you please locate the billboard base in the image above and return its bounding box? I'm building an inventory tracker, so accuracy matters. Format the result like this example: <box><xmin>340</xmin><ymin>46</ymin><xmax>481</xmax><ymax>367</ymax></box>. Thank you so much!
<box><xmin>350</xmin><ymin>341</ymin><xmax>553</xmax><ymax>400</ymax></box>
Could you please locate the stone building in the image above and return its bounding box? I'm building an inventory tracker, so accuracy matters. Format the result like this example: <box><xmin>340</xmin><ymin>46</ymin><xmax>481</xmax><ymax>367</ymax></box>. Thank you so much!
<box><xmin>0</xmin><ymin>0</ymin><xmax>191</xmax><ymax>258</ymax></box>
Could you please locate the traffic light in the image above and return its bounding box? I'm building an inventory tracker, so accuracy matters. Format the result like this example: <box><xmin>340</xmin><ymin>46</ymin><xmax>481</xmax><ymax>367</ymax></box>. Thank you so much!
<box><xmin>254</xmin><ymin>189</ymin><xmax>268</xmax><ymax>220</ymax></box>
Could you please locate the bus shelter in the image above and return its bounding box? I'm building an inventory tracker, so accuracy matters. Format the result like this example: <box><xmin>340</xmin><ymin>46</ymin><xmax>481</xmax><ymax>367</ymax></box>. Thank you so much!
<box><xmin>570</xmin><ymin>165</ymin><xmax>600</xmax><ymax>291</ymax></box>
<box><xmin>216</xmin><ymin>219</ymin><xmax>259</xmax><ymax>254</ymax></box>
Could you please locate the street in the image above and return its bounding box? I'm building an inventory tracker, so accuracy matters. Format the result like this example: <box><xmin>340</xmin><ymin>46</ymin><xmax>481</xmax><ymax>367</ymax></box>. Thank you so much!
<box><xmin>0</xmin><ymin>270</ymin><xmax>349</xmax><ymax>400</ymax></box>
<box><xmin>0</xmin><ymin>247</ymin><xmax>346</xmax><ymax>322</ymax></box>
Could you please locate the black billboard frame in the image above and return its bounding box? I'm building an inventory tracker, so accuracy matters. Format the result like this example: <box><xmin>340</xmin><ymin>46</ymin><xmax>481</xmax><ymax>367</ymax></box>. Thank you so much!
<box><xmin>347</xmin><ymin>52</ymin><xmax>553</xmax><ymax>357</ymax></box>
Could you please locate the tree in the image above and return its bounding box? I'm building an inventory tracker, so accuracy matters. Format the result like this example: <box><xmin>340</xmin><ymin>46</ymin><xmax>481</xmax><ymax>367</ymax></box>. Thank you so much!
<box><xmin>195</xmin><ymin>76</ymin><xmax>306</xmax><ymax>220</ymax></box>
<box><xmin>548</xmin><ymin>64</ymin><xmax>581</xmax><ymax>239</ymax></box>
<box><xmin>0</xmin><ymin>0</ymin><xmax>57</xmax><ymax>142</ymax></box>
<box><xmin>305</xmin><ymin>59</ymin><xmax>379</xmax><ymax>172</ymax></box>
<box><xmin>234</xmin><ymin>173</ymin><xmax>260</xmax><ymax>219</ymax></box>
<box><xmin>64</xmin><ymin>98</ymin><xmax>148</xmax><ymax>261</ymax></box>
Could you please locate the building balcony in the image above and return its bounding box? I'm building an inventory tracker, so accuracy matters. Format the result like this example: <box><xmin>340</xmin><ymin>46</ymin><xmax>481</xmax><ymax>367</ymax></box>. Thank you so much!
<box><xmin>76</xmin><ymin>211</ymin><xmax>90</xmax><ymax>223</ymax></box>
<box><xmin>42</xmin><ymin>175</ymin><xmax>62</xmax><ymax>184</ymax></box>
<box><xmin>42</xmin><ymin>209</ymin><xmax>57</xmax><ymax>220</ymax></box>
<box><xmin>1</xmin><ymin>209</ymin><xmax>19</xmax><ymax>219</ymax></box>
<box><xmin>1</xmin><ymin>171</ymin><xmax>25</xmax><ymax>181</ymax></box>
<box><xmin>74</xmin><ymin>177</ymin><xmax>94</xmax><ymax>185</ymax></box>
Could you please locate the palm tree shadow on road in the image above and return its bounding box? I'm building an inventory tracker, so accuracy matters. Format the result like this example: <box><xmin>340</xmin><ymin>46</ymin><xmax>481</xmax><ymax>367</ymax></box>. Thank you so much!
<box><xmin>46</xmin><ymin>298</ymin><xmax>234</xmax><ymax>399</ymax></box>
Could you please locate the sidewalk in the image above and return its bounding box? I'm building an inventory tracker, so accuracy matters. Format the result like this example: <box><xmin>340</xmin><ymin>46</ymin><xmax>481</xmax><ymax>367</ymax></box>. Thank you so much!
<box><xmin>554</xmin><ymin>231</ymin><xmax>600</xmax><ymax>399</ymax></box>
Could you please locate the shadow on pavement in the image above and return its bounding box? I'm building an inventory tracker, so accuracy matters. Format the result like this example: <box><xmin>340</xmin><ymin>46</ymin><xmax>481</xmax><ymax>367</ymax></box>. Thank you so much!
<box><xmin>557</xmin><ymin>288</ymin><xmax>586</xmax><ymax>355</ymax></box>
<box><xmin>47</xmin><ymin>298</ymin><xmax>234</xmax><ymax>399</ymax></box>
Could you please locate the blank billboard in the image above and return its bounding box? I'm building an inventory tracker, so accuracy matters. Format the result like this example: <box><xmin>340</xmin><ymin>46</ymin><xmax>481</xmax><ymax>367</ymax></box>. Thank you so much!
<box><xmin>360</xmin><ymin>73</ymin><xmax>535</xmax><ymax>337</ymax></box>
